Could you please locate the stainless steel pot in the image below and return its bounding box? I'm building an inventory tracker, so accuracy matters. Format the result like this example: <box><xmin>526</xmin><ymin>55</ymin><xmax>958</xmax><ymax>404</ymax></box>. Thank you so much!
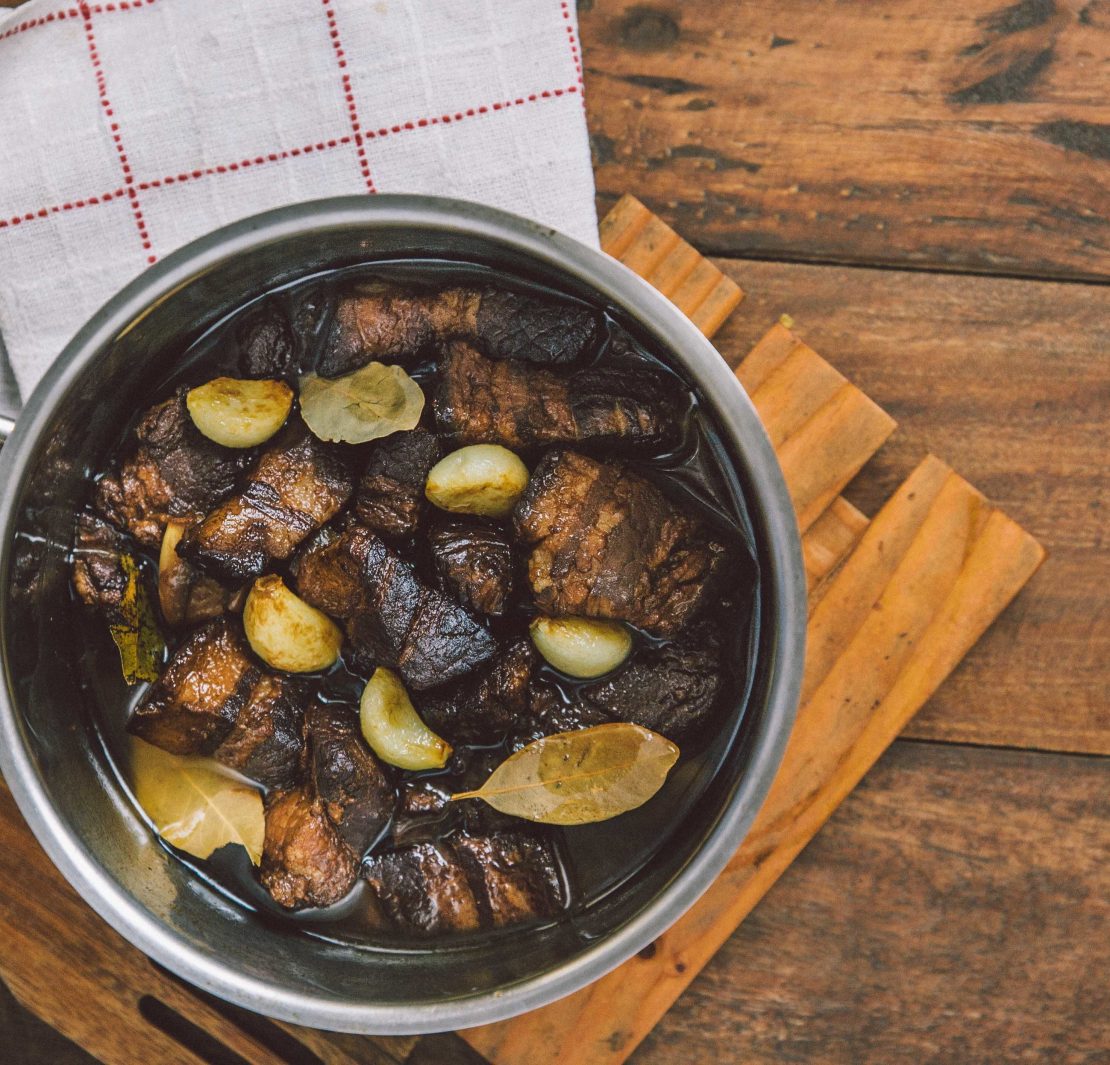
<box><xmin>0</xmin><ymin>196</ymin><xmax>805</xmax><ymax>1034</ymax></box>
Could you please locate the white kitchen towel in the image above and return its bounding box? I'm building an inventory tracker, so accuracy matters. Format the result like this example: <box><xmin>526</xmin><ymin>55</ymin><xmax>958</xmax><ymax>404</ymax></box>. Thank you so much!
<box><xmin>0</xmin><ymin>0</ymin><xmax>597</xmax><ymax>402</ymax></box>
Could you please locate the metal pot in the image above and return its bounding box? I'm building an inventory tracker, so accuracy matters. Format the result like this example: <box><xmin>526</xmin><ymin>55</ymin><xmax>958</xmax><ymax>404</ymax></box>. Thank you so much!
<box><xmin>0</xmin><ymin>196</ymin><xmax>805</xmax><ymax>1034</ymax></box>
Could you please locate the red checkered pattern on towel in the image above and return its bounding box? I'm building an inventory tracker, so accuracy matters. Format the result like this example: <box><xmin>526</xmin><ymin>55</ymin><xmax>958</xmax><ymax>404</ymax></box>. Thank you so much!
<box><xmin>0</xmin><ymin>0</ymin><xmax>597</xmax><ymax>400</ymax></box>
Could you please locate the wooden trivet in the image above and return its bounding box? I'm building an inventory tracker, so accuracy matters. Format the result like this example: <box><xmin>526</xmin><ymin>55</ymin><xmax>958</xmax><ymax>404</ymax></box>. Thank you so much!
<box><xmin>0</xmin><ymin>196</ymin><xmax>1044</xmax><ymax>1065</ymax></box>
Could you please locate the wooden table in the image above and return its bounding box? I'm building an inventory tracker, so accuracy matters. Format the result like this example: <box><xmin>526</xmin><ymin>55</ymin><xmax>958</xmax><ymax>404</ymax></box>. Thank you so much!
<box><xmin>1</xmin><ymin>1</ymin><xmax>1107</xmax><ymax>1062</ymax></box>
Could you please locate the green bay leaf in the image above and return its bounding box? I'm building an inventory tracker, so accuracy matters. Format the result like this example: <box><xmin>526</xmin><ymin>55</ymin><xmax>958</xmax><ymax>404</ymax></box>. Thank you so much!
<box><xmin>108</xmin><ymin>553</ymin><xmax>164</xmax><ymax>685</ymax></box>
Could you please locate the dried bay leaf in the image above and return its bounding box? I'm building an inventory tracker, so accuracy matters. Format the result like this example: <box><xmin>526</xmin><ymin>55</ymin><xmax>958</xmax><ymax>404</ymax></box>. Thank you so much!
<box><xmin>452</xmin><ymin>723</ymin><xmax>680</xmax><ymax>825</ymax></box>
<box><xmin>299</xmin><ymin>361</ymin><xmax>424</xmax><ymax>444</ymax></box>
<box><xmin>130</xmin><ymin>739</ymin><xmax>265</xmax><ymax>864</ymax></box>
<box><xmin>109</xmin><ymin>553</ymin><xmax>164</xmax><ymax>684</ymax></box>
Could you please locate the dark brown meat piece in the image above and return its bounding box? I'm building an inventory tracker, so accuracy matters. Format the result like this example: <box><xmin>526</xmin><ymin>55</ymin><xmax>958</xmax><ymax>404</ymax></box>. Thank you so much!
<box><xmin>419</xmin><ymin>638</ymin><xmax>535</xmax><ymax>745</ymax></box>
<box><xmin>129</xmin><ymin>619</ymin><xmax>308</xmax><ymax>785</ymax></box>
<box><xmin>434</xmin><ymin>342</ymin><xmax>679</xmax><ymax>450</ymax></box>
<box><xmin>513</xmin><ymin>450</ymin><xmax>730</xmax><ymax>638</ymax></box>
<box><xmin>237</xmin><ymin>303</ymin><xmax>297</xmax><ymax>379</ymax></box>
<box><xmin>159</xmin><ymin>563</ymin><xmax>241</xmax><ymax>628</ymax></box>
<box><xmin>71</xmin><ymin>513</ymin><xmax>129</xmax><ymax>621</ymax></box>
<box><xmin>318</xmin><ymin>282</ymin><xmax>600</xmax><ymax>376</ymax></box>
<box><xmin>289</xmin><ymin>526</ymin><xmax>363</xmax><ymax>616</ymax></box>
<box><xmin>428</xmin><ymin>516</ymin><xmax>514</xmax><ymax>616</ymax></box>
<box><xmin>295</xmin><ymin>527</ymin><xmax>497</xmax><ymax>690</ymax></box>
<box><xmin>128</xmin><ymin>619</ymin><xmax>255</xmax><ymax>755</ymax></box>
<box><xmin>177</xmin><ymin>421</ymin><xmax>353</xmax><ymax>581</ymax></box>
<box><xmin>213</xmin><ymin>673</ymin><xmax>307</xmax><ymax>789</ymax></box>
<box><xmin>363</xmin><ymin>842</ymin><xmax>482</xmax><ymax>934</ymax></box>
<box><xmin>396</xmin><ymin>780</ymin><xmax>451</xmax><ymax>820</ymax></box>
<box><xmin>95</xmin><ymin>388</ymin><xmax>244</xmax><ymax>547</ymax></box>
<box><xmin>353</xmin><ymin>428</ymin><xmax>441</xmax><ymax>537</ymax></box>
<box><xmin>159</xmin><ymin>520</ymin><xmax>243</xmax><ymax>628</ymax></box>
<box><xmin>523</xmin><ymin>628</ymin><xmax>722</xmax><ymax>744</ymax></box>
<box><xmin>363</xmin><ymin>830</ymin><xmax>563</xmax><ymax>934</ymax></box>
<box><xmin>474</xmin><ymin>285</ymin><xmax>601</xmax><ymax>366</ymax></box>
<box><xmin>452</xmin><ymin>832</ymin><xmax>565</xmax><ymax>928</ymax></box>
<box><xmin>577</xmin><ymin>628</ymin><xmax>723</xmax><ymax>740</ymax></box>
<box><xmin>260</xmin><ymin>787</ymin><xmax>359</xmax><ymax>910</ymax></box>
<box><xmin>303</xmin><ymin>704</ymin><xmax>393</xmax><ymax>855</ymax></box>
<box><xmin>515</xmin><ymin>680</ymin><xmax>611</xmax><ymax>748</ymax></box>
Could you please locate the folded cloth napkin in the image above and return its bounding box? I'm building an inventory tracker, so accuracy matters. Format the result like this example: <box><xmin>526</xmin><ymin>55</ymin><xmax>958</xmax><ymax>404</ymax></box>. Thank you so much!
<box><xmin>0</xmin><ymin>0</ymin><xmax>597</xmax><ymax>403</ymax></box>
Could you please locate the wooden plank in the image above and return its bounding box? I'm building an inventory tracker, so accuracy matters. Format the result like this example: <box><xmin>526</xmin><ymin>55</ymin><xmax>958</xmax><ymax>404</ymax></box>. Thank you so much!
<box><xmin>629</xmin><ymin>742</ymin><xmax>1110</xmax><ymax>1064</ymax></box>
<box><xmin>736</xmin><ymin>323</ymin><xmax>895</xmax><ymax>532</ymax></box>
<box><xmin>580</xmin><ymin>1</ymin><xmax>1110</xmax><ymax>282</ymax></box>
<box><xmin>461</xmin><ymin>456</ymin><xmax>1045</xmax><ymax>1065</ymax></box>
<box><xmin>802</xmin><ymin>495</ymin><xmax>869</xmax><ymax>603</ymax></box>
<box><xmin>0</xmin><ymin>778</ymin><xmax>412</xmax><ymax>1065</ymax></box>
<box><xmin>711</xmin><ymin>256</ymin><xmax>1110</xmax><ymax>755</ymax></box>
<box><xmin>0</xmin><ymin>980</ymin><xmax>95</xmax><ymax>1065</ymax></box>
<box><xmin>599</xmin><ymin>194</ymin><xmax>743</xmax><ymax>333</ymax></box>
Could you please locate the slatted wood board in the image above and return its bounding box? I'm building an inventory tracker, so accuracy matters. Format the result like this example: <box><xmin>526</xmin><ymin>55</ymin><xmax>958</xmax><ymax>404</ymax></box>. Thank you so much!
<box><xmin>0</xmin><ymin>196</ymin><xmax>1044</xmax><ymax>1065</ymax></box>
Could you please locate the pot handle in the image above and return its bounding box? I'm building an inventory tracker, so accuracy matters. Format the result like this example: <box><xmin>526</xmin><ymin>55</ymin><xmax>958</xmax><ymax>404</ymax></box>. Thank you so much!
<box><xmin>0</xmin><ymin>332</ymin><xmax>16</xmax><ymax>443</ymax></box>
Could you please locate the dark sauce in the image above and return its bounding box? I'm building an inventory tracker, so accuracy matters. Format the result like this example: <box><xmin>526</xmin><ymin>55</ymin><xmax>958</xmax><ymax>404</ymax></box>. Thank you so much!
<box><xmin>73</xmin><ymin>259</ymin><xmax>761</xmax><ymax>948</ymax></box>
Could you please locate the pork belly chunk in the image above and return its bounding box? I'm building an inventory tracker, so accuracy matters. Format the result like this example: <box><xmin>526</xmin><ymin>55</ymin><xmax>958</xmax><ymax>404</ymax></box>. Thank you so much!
<box><xmin>128</xmin><ymin>619</ymin><xmax>308</xmax><ymax>786</ymax></box>
<box><xmin>353</xmin><ymin>427</ymin><xmax>441</xmax><ymax>538</ymax></box>
<box><xmin>576</xmin><ymin>626</ymin><xmax>723</xmax><ymax>741</ymax></box>
<box><xmin>95</xmin><ymin>388</ymin><xmax>244</xmax><ymax>547</ymax></box>
<box><xmin>363</xmin><ymin>830</ymin><xmax>563</xmax><ymax>934</ymax></box>
<box><xmin>363</xmin><ymin>841</ymin><xmax>482</xmax><ymax>934</ymax></box>
<box><xmin>513</xmin><ymin>450</ymin><xmax>730</xmax><ymax>638</ymax></box>
<box><xmin>304</xmin><ymin>704</ymin><xmax>393</xmax><ymax>856</ymax></box>
<box><xmin>213</xmin><ymin>673</ymin><xmax>307</xmax><ymax>789</ymax></box>
<box><xmin>128</xmin><ymin>619</ymin><xmax>256</xmax><ymax>755</ymax></box>
<box><xmin>318</xmin><ymin>281</ymin><xmax>600</xmax><ymax>376</ymax></box>
<box><xmin>261</xmin><ymin>787</ymin><xmax>359</xmax><ymax>910</ymax></box>
<box><xmin>71</xmin><ymin>513</ymin><xmax>129</xmax><ymax>621</ymax></box>
<box><xmin>523</xmin><ymin>625</ymin><xmax>722</xmax><ymax>745</ymax></box>
<box><xmin>418</xmin><ymin>638</ymin><xmax>536</xmax><ymax>745</ymax></box>
<box><xmin>428</xmin><ymin>516</ymin><xmax>515</xmax><ymax>616</ymax></box>
<box><xmin>159</xmin><ymin>519</ymin><xmax>243</xmax><ymax>629</ymax></box>
<box><xmin>236</xmin><ymin>302</ymin><xmax>298</xmax><ymax>379</ymax></box>
<box><xmin>177</xmin><ymin>421</ymin><xmax>352</xmax><ymax>581</ymax></box>
<box><xmin>294</xmin><ymin>527</ymin><xmax>497</xmax><ymax>690</ymax></box>
<box><xmin>474</xmin><ymin>285</ymin><xmax>601</xmax><ymax>366</ymax></box>
<box><xmin>434</xmin><ymin>342</ymin><xmax>679</xmax><ymax>451</ymax></box>
<box><xmin>515</xmin><ymin>682</ymin><xmax>610</xmax><ymax>749</ymax></box>
<box><xmin>452</xmin><ymin>832</ymin><xmax>565</xmax><ymax>929</ymax></box>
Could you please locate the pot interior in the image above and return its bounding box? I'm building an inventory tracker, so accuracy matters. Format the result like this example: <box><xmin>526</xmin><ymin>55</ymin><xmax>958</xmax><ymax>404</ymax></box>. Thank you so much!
<box><xmin>1</xmin><ymin>215</ymin><xmax>786</xmax><ymax>1025</ymax></box>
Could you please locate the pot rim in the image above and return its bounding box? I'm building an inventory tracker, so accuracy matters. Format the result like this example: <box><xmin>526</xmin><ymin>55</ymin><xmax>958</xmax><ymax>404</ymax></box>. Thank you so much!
<box><xmin>0</xmin><ymin>195</ymin><xmax>805</xmax><ymax>1034</ymax></box>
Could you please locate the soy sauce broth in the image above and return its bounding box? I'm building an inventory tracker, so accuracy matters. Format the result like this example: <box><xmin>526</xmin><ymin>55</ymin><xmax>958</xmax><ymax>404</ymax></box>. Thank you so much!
<box><xmin>73</xmin><ymin>259</ymin><xmax>761</xmax><ymax>948</ymax></box>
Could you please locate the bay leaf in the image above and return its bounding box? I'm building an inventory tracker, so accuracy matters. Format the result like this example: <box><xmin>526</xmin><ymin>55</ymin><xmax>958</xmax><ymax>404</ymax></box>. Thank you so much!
<box><xmin>130</xmin><ymin>739</ymin><xmax>265</xmax><ymax>864</ymax></box>
<box><xmin>451</xmin><ymin>723</ymin><xmax>680</xmax><ymax>825</ymax></box>
<box><xmin>108</xmin><ymin>553</ymin><xmax>164</xmax><ymax>685</ymax></box>
<box><xmin>299</xmin><ymin>362</ymin><xmax>425</xmax><ymax>445</ymax></box>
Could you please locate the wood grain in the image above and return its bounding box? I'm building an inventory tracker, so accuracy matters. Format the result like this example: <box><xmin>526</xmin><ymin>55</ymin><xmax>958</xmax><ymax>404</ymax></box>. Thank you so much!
<box><xmin>629</xmin><ymin>741</ymin><xmax>1110</xmax><ymax>1065</ymax></box>
<box><xmin>579</xmin><ymin>0</ymin><xmax>1110</xmax><ymax>281</ymax></box>
<box><xmin>599</xmin><ymin>194</ymin><xmax>743</xmax><ymax>333</ymax></box>
<box><xmin>802</xmin><ymin>495</ymin><xmax>869</xmax><ymax>603</ymax></box>
<box><xmin>0</xmin><ymin>981</ymin><xmax>94</xmax><ymax>1065</ymax></box>
<box><xmin>462</xmin><ymin>456</ymin><xmax>1045</xmax><ymax>1065</ymax></box>
<box><xmin>735</xmin><ymin>323</ymin><xmax>895</xmax><ymax>532</ymax></box>
<box><xmin>710</xmin><ymin>256</ymin><xmax>1110</xmax><ymax>755</ymax></box>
